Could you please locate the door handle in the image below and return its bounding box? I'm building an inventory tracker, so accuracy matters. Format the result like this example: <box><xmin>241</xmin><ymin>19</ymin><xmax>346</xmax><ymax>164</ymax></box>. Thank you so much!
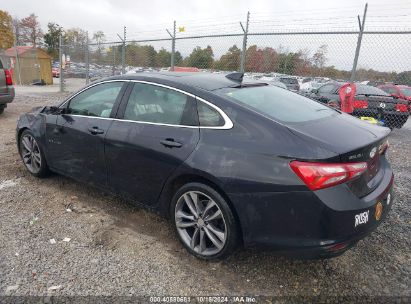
<box><xmin>160</xmin><ymin>139</ymin><xmax>182</xmax><ymax>148</ymax></box>
<box><xmin>88</xmin><ymin>127</ymin><xmax>105</xmax><ymax>135</ymax></box>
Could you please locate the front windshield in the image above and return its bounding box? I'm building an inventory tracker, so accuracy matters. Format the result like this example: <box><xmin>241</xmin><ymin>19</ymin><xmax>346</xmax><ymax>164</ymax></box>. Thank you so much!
<box><xmin>219</xmin><ymin>85</ymin><xmax>337</xmax><ymax>124</ymax></box>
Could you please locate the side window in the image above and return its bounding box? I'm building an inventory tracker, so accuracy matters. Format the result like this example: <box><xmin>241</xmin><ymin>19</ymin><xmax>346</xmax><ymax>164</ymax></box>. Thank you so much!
<box><xmin>67</xmin><ymin>82</ymin><xmax>124</xmax><ymax>117</ymax></box>
<box><xmin>123</xmin><ymin>83</ymin><xmax>198</xmax><ymax>126</ymax></box>
<box><xmin>318</xmin><ymin>84</ymin><xmax>335</xmax><ymax>94</ymax></box>
<box><xmin>197</xmin><ymin>101</ymin><xmax>225</xmax><ymax>127</ymax></box>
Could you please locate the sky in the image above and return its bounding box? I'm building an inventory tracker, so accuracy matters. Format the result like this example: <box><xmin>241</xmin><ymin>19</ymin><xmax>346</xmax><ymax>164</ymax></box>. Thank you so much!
<box><xmin>3</xmin><ymin>0</ymin><xmax>411</xmax><ymax>71</ymax></box>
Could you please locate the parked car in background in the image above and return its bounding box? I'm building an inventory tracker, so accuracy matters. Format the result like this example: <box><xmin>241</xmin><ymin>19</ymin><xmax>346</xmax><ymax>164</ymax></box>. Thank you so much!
<box><xmin>360</xmin><ymin>80</ymin><xmax>385</xmax><ymax>87</ymax></box>
<box><xmin>308</xmin><ymin>82</ymin><xmax>409</xmax><ymax>129</ymax></box>
<box><xmin>378</xmin><ymin>84</ymin><xmax>411</xmax><ymax>102</ymax></box>
<box><xmin>17</xmin><ymin>72</ymin><xmax>394</xmax><ymax>260</ymax></box>
<box><xmin>266</xmin><ymin>80</ymin><xmax>288</xmax><ymax>90</ymax></box>
<box><xmin>52</xmin><ymin>67</ymin><xmax>60</xmax><ymax>78</ymax></box>
<box><xmin>277</xmin><ymin>76</ymin><xmax>300</xmax><ymax>91</ymax></box>
<box><xmin>0</xmin><ymin>57</ymin><xmax>15</xmax><ymax>114</ymax></box>
<box><xmin>252</xmin><ymin>76</ymin><xmax>287</xmax><ymax>89</ymax></box>
<box><xmin>300</xmin><ymin>80</ymin><xmax>324</xmax><ymax>93</ymax></box>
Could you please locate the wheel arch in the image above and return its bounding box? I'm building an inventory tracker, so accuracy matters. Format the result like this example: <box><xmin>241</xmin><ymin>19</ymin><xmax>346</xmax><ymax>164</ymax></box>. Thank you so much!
<box><xmin>16</xmin><ymin>127</ymin><xmax>29</xmax><ymax>152</ymax></box>
<box><xmin>158</xmin><ymin>173</ymin><xmax>244</xmax><ymax>245</ymax></box>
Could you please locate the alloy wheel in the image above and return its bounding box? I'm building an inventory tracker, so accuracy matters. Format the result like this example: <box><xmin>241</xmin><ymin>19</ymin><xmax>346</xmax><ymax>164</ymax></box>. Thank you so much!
<box><xmin>175</xmin><ymin>190</ymin><xmax>227</xmax><ymax>256</ymax></box>
<box><xmin>20</xmin><ymin>134</ymin><xmax>42</xmax><ymax>174</ymax></box>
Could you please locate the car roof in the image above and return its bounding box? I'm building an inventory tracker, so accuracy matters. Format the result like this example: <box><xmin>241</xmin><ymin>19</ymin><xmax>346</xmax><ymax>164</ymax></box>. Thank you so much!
<box><xmin>103</xmin><ymin>72</ymin><xmax>261</xmax><ymax>91</ymax></box>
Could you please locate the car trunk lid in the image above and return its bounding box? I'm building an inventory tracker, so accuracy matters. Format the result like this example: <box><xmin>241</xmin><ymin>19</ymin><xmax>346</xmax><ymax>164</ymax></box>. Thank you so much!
<box><xmin>286</xmin><ymin>113</ymin><xmax>390</xmax><ymax>197</ymax></box>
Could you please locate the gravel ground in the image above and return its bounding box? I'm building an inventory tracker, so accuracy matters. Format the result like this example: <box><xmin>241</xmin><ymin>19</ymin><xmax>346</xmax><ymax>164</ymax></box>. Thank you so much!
<box><xmin>0</xmin><ymin>90</ymin><xmax>410</xmax><ymax>300</ymax></box>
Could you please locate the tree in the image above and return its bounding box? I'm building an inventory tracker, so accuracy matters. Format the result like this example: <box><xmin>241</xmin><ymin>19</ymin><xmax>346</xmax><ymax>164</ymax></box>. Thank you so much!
<box><xmin>214</xmin><ymin>45</ymin><xmax>240</xmax><ymax>71</ymax></box>
<box><xmin>92</xmin><ymin>30</ymin><xmax>105</xmax><ymax>61</ymax></box>
<box><xmin>155</xmin><ymin>48</ymin><xmax>171</xmax><ymax>67</ymax></box>
<box><xmin>43</xmin><ymin>22</ymin><xmax>63</xmax><ymax>59</ymax></box>
<box><xmin>174</xmin><ymin>51</ymin><xmax>183</xmax><ymax>66</ymax></box>
<box><xmin>125</xmin><ymin>43</ymin><xmax>157</xmax><ymax>67</ymax></box>
<box><xmin>0</xmin><ymin>10</ymin><xmax>14</xmax><ymax>49</ymax></box>
<box><xmin>19</xmin><ymin>14</ymin><xmax>43</xmax><ymax>47</ymax></box>
<box><xmin>185</xmin><ymin>46</ymin><xmax>214</xmax><ymax>69</ymax></box>
<box><xmin>394</xmin><ymin>71</ymin><xmax>411</xmax><ymax>86</ymax></box>
<box><xmin>64</xmin><ymin>28</ymin><xmax>88</xmax><ymax>61</ymax></box>
<box><xmin>312</xmin><ymin>44</ymin><xmax>328</xmax><ymax>69</ymax></box>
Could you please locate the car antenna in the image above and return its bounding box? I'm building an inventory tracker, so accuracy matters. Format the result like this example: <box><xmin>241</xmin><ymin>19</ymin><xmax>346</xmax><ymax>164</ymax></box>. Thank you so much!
<box><xmin>225</xmin><ymin>72</ymin><xmax>244</xmax><ymax>83</ymax></box>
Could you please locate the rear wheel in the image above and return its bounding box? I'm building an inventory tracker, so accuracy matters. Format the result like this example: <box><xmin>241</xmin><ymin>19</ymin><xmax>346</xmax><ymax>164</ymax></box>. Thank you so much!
<box><xmin>171</xmin><ymin>182</ymin><xmax>240</xmax><ymax>260</ymax></box>
<box><xmin>0</xmin><ymin>106</ymin><xmax>5</xmax><ymax>114</ymax></box>
<box><xmin>19</xmin><ymin>130</ymin><xmax>49</xmax><ymax>177</ymax></box>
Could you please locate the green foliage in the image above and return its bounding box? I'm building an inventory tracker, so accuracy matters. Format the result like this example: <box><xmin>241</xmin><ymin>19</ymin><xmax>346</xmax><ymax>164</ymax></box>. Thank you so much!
<box><xmin>214</xmin><ymin>45</ymin><xmax>240</xmax><ymax>71</ymax></box>
<box><xmin>43</xmin><ymin>22</ymin><xmax>63</xmax><ymax>59</ymax></box>
<box><xmin>64</xmin><ymin>28</ymin><xmax>88</xmax><ymax>61</ymax></box>
<box><xmin>394</xmin><ymin>71</ymin><xmax>411</xmax><ymax>86</ymax></box>
<box><xmin>184</xmin><ymin>46</ymin><xmax>214</xmax><ymax>69</ymax></box>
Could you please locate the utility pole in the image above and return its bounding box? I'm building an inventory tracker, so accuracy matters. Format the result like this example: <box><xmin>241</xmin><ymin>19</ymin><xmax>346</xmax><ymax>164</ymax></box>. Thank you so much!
<box><xmin>350</xmin><ymin>3</ymin><xmax>368</xmax><ymax>82</ymax></box>
<box><xmin>166</xmin><ymin>21</ymin><xmax>176</xmax><ymax>71</ymax></box>
<box><xmin>85</xmin><ymin>31</ymin><xmax>90</xmax><ymax>84</ymax></box>
<box><xmin>117</xmin><ymin>26</ymin><xmax>126</xmax><ymax>74</ymax></box>
<box><xmin>240</xmin><ymin>11</ymin><xmax>250</xmax><ymax>73</ymax></box>
<box><xmin>59</xmin><ymin>33</ymin><xmax>64</xmax><ymax>92</ymax></box>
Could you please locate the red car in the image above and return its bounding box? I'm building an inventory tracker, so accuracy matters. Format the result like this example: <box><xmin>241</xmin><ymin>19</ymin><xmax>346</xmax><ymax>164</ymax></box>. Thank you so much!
<box><xmin>52</xmin><ymin>67</ymin><xmax>60</xmax><ymax>78</ymax></box>
<box><xmin>309</xmin><ymin>82</ymin><xmax>410</xmax><ymax>129</ymax></box>
<box><xmin>378</xmin><ymin>84</ymin><xmax>411</xmax><ymax>101</ymax></box>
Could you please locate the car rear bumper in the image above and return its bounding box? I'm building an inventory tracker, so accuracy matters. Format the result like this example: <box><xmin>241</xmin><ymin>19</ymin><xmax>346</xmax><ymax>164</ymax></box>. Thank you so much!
<box><xmin>0</xmin><ymin>86</ymin><xmax>15</xmax><ymax>105</ymax></box>
<box><xmin>228</xmin><ymin>159</ymin><xmax>394</xmax><ymax>258</ymax></box>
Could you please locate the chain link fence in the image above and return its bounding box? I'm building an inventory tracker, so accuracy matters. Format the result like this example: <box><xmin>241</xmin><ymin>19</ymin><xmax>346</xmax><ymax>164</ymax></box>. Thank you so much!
<box><xmin>54</xmin><ymin>14</ymin><xmax>411</xmax><ymax>129</ymax></box>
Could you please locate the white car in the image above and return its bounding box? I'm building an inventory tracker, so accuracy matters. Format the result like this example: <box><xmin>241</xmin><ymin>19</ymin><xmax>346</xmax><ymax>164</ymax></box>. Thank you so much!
<box><xmin>299</xmin><ymin>81</ymin><xmax>323</xmax><ymax>93</ymax></box>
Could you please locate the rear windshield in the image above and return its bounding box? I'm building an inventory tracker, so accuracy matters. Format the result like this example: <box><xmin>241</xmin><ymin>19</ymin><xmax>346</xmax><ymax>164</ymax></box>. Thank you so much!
<box><xmin>355</xmin><ymin>84</ymin><xmax>389</xmax><ymax>96</ymax></box>
<box><xmin>280</xmin><ymin>78</ymin><xmax>298</xmax><ymax>84</ymax></box>
<box><xmin>400</xmin><ymin>87</ymin><xmax>411</xmax><ymax>97</ymax></box>
<box><xmin>219</xmin><ymin>85</ymin><xmax>337</xmax><ymax>124</ymax></box>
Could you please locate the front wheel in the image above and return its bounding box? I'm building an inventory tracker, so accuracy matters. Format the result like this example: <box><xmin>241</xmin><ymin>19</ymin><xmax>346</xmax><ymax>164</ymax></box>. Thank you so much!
<box><xmin>171</xmin><ymin>183</ymin><xmax>240</xmax><ymax>260</ymax></box>
<box><xmin>19</xmin><ymin>130</ymin><xmax>49</xmax><ymax>177</ymax></box>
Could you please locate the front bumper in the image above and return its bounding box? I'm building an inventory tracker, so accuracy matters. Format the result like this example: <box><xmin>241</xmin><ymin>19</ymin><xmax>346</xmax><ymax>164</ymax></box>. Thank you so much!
<box><xmin>229</xmin><ymin>160</ymin><xmax>394</xmax><ymax>258</ymax></box>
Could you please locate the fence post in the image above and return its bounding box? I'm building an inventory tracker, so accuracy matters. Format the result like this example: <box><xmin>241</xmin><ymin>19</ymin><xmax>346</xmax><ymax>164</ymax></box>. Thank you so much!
<box><xmin>122</xmin><ymin>26</ymin><xmax>126</xmax><ymax>74</ymax></box>
<box><xmin>13</xmin><ymin>40</ymin><xmax>22</xmax><ymax>85</ymax></box>
<box><xmin>240</xmin><ymin>11</ymin><xmax>250</xmax><ymax>73</ymax></box>
<box><xmin>59</xmin><ymin>33</ymin><xmax>64</xmax><ymax>92</ymax></box>
<box><xmin>350</xmin><ymin>3</ymin><xmax>368</xmax><ymax>82</ymax></box>
<box><xmin>85</xmin><ymin>32</ymin><xmax>90</xmax><ymax>84</ymax></box>
<box><xmin>167</xmin><ymin>21</ymin><xmax>176</xmax><ymax>71</ymax></box>
<box><xmin>112</xmin><ymin>45</ymin><xmax>116</xmax><ymax>76</ymax></box>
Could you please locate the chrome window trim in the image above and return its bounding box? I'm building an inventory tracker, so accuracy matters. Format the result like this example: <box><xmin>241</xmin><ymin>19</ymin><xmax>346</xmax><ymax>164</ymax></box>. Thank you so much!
<box><xmin>59</xmin><ymin>79</ymin><xmax>233</xmax><ymax>130</ymax></box>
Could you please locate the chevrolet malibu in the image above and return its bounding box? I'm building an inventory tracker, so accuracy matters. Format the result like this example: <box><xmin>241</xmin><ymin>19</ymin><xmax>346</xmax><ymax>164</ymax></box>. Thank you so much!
<box><xmin>16</xmin><ymin>72</ymin><xmax>394</xmax><ymax>260</ymax></box>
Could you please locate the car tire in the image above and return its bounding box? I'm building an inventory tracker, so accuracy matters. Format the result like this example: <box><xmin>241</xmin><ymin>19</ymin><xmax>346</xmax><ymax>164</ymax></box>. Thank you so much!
<box><xmin>171</xmin><ymin>182</ymin><xmax>240</xmax><ymax>260</ymax></box>
<box><xmin>19</xmin><ymin>130</ymin><xmax>50</xmax><ymax>178</ymax></box>
<box><xmin>0</xmin><ymin>106</ymin><xmax>4</xmax><ymax>115</ymax></box>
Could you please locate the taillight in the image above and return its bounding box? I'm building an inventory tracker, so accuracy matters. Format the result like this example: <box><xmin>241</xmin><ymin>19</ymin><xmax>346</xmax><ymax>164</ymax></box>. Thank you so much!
<box><xmin>290</xmin><ymin>161</ymin><xmax>368</xmax><ymax>191</ymax></box>
<box><xmin>395</xmin><ymin>104</ymin><xmax>408</xmax><ymax>112</ymax></box>
<box><xmin>353</xmin><ymin>100</ymin><xmax>368</xmax><ymax>109</ymax></box>
<box><xmin>5</xmin><ymin>69</ymin><xmax>12</xmax><ymax>86</ymax></box>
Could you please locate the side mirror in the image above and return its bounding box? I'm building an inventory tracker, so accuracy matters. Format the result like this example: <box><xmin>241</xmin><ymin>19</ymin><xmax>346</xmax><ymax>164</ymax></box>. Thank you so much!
<box><xmin>48</xmin><ymin>106</ymin><xmax>67</xmax><ymax>115</ymax></box>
